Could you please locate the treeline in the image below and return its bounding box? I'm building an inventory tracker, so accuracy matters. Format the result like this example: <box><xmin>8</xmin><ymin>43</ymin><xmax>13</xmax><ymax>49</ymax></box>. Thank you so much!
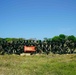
<box><xmin>0</xmin><ymin>34</ymin><xmax>76</xmax><ymax>55</ymax></box>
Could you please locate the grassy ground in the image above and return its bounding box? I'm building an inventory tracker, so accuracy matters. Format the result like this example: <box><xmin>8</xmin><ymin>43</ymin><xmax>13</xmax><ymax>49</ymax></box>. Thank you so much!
<box><xmin>0</xmin><ymin>54</ymin><xmax>76</xmax><ymax>75</ymax></box>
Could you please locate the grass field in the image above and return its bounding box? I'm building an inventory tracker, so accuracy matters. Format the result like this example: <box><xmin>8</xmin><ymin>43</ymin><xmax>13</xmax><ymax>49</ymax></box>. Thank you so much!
<box><xmin>0</xmin><ymin>54</ymin><xmax>76</xmax><ymax>75</ymax></box>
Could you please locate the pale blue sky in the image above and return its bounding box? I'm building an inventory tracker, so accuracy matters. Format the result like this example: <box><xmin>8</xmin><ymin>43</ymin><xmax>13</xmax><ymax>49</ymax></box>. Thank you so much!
<box><xmin>0</xmin><ymin>0</ymin><xmax>76</xmax><ymax>40</ymax></box>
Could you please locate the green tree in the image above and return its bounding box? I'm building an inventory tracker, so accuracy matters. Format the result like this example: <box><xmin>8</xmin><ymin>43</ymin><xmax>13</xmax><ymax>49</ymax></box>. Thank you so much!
<box><xmin>67</xmin><ymin>35</ymin><xmax>76</xmax><ymax>42</ymax></box>
<box><xmin>66</xmin><ymin>35</ymin><xmax>76</xmax><ymax>54</ymax></box>
<box><xmin>52</xmin><ymin>36</ymin><xmax>61</xmax><ymax>42</ymax></box>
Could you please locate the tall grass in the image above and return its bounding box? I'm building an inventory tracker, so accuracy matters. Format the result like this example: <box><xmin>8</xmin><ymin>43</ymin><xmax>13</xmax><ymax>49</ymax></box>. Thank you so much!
<box><xmin>0</xmin><ymin>54</ymin><xmax>76</xmax><ymax>75</ymax></box>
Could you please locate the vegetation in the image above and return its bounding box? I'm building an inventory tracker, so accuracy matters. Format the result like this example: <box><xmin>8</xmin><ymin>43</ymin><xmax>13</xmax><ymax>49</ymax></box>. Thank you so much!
<box><xmin>0</xmin><ymin>54</ymin><xmax>76</xmax><ymax>75</ymax></box>
<box><xmin>0</xmin><ymin>34</ymin><xmax>76</xmax><ymax>75</ymax></box>
<box><xmin>0</xmin><ymin>34</ymin><xmax>76</xmax><ymax>55</ymax></box>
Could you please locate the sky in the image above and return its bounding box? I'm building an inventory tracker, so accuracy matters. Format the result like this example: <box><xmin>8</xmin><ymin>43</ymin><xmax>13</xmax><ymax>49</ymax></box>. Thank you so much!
<box><xmin>0</xmin><ymin>0</ymin><xmax>76</xmax><ymax>40</ymax></box>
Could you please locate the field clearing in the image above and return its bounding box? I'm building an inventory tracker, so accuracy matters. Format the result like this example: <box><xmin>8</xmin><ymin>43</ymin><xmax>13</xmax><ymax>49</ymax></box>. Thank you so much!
<box><xmin>0</xmin><ymin>54</ymin><xmax>76</xmax><ymax>75</ymax></box>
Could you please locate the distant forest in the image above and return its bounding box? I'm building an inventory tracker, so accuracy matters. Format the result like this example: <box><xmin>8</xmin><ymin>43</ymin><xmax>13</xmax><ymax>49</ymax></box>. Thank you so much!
<box><xmin>0</xmin><ymin>34</ymin><xmax>76</xmax><ymax>55</ymax></box>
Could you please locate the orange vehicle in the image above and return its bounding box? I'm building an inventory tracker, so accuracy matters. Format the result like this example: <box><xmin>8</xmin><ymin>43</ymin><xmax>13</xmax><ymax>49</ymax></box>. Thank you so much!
<box><xmin>24</xmin><ymin>46</ymin><xmax>36</xmax><ymax>54</ymax></box>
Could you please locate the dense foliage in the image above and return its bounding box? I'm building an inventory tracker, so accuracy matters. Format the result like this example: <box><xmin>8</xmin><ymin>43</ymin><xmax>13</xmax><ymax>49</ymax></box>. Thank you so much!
<box><xmin>0</xmin><ymin>34</ymin><xmax>76</xmax><ymax>55</ymax></box>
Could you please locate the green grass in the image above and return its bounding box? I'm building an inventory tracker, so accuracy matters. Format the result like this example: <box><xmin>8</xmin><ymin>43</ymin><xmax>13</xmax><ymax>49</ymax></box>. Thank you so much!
<box><xmin>0</xmin><ymin>54</ymin><xmax>76</xmax><ymax>75</ymax></box>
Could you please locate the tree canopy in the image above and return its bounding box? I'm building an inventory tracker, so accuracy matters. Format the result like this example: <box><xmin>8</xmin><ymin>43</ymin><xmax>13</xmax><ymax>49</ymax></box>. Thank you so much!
<box><xmin>0</xmin><ymin>34</ymin><xmax>76</xmax><ymax>55</ymax></box>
